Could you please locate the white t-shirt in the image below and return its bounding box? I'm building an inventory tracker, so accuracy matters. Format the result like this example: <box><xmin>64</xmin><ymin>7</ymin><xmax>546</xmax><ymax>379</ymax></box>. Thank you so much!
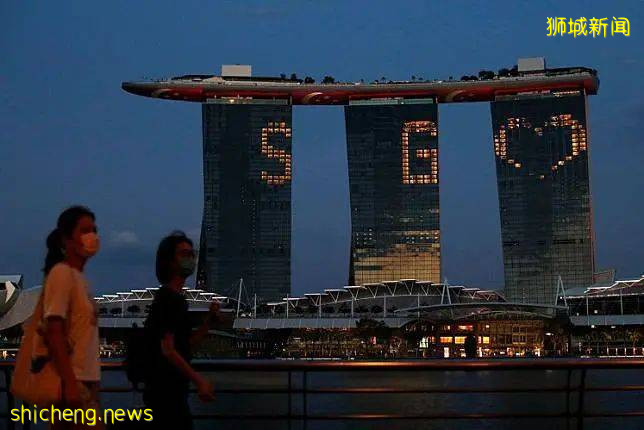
<box><xmin>42</xmin><ymin>262</ymin><xmax>100</xmax><ymax>381</ymax></box>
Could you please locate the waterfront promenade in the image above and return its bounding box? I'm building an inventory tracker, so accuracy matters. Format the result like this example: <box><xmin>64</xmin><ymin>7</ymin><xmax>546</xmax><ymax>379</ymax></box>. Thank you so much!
<box><xmin>2</xmin><ymin>358</ymin><xmax>644</xmax><ymax>429</ymax></box>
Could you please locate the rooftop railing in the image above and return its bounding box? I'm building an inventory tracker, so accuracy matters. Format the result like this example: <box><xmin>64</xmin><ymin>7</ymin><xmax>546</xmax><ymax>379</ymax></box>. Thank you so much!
<box><xmin>2</xmin><ymin>358</ymin><xmax>643</xmax><ymax>429</ymax></box>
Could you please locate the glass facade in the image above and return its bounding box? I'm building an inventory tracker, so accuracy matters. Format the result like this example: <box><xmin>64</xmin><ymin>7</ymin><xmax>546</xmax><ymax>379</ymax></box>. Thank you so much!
<box><xmin>491</xmin><ymin>92</ymin><xmax>595</xmax><ymax>304</ymax></box>
<box><xmin>345</xmin><ymin>100</ymin><xmax>441</xmax><ymax>285</ymax></box>
<box><xmin>198</xmin><ymin>100</ymin><xmax>292</xmax><ymax>302</ymax></box>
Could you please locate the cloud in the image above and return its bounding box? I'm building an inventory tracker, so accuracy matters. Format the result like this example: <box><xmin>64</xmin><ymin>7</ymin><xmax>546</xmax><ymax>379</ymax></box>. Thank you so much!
<box><xmin>109</xmin><ymin>230</ymin><xmax>140</xmax><ymax>247</ymax></box>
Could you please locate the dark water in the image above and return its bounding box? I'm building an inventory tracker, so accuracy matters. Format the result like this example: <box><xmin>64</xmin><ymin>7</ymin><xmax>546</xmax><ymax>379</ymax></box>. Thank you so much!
<box><xmin>3</xmin><ymin>362</ymin><xmax>644</xmax><ymax>429</ymax></box>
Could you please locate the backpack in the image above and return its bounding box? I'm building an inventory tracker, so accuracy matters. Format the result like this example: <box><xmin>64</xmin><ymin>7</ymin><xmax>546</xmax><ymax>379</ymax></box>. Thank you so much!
<box><xmin>125</xmin><ymin>326</ymin><xmax>150</xmax><ymax>387</ymax></box>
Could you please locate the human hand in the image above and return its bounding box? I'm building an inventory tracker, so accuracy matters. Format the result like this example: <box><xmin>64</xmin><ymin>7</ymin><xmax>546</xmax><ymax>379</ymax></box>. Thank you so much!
<box><xmin>63</xmin><ymin>380</ymin><xmax>82</xmax><ymax>407</ymax></box>
<box><xmin>207</xmin><ymin>301</ymin><xmax>221</xmax><ymax>324</ymax></box>
<box><xmin>208</xmin><ymin>300</ymin><xmax>220</xmax><ymax>314</ymax></box>
<box><xmin>196</xmin><ymin>376</ymin><xmax>215</xmax><ymax>402</ymax></box>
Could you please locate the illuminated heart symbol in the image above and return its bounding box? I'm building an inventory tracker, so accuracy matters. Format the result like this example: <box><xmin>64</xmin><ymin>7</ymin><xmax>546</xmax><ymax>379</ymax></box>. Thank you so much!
<box><xmin>493</xmin><ymin>114</ymin><xmax>587</xmax><ymax>176</ymax></box>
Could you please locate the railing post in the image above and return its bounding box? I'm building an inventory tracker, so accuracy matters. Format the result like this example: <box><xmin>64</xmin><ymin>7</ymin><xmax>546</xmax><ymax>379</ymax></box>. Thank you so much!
<box><xmin>287</xmin><ymin>370</ymin><xmax>292</xmax><ymax>430</ymax></box>
<box><xmin>303</xmin><ymin>370</ymin><xmax>308</xmax><ymax>430</ymax></box>
<box><xmin>576</xmin><ymin>368</ymin><xmax>587</xmax><ymax>430</ymax></box>
<box><xmin>566</xmin><ymin>368</ymin><xmax>572</xmax><ymax>430</ymax></box>
<box><xmin>5</xmin><ymin>367</ymin><xmax>15</xmax><ymax>430</ymax></box>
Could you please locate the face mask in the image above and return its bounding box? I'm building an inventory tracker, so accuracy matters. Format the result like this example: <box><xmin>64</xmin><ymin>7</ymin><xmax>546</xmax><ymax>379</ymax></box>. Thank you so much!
<box><xmin>178</xmin><ymin>257</ymin><xmax>196</xmax><ymax>278</ymax></box>
<box><xmin>80</xmin><ymin>232</ymin><xmax>100</xmax><ymax>257</ymax></box>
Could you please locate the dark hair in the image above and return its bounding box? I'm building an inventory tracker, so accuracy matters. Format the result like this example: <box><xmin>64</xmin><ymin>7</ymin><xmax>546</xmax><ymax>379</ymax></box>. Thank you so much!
<box><xmin>43</xmin><ymin>205</ymin><xmax>96</xmax><ymax>275</ymax></box>
<box><xmin>155</xmin><ymin>231</ymin><xmax>194</xmax><ymax>284</ymax></box>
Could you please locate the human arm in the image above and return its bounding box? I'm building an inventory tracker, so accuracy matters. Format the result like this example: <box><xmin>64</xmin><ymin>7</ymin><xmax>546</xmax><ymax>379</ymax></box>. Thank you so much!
<box><xmin>42</xmin><ymin>265</ymin><xmax>82</xmax><ymax>406</ymax></box>
<box><xmin>190</xmin><ymin>301</ymin><xmax>222</xmax><ymax>348</ymax></box>
<box><xmin>46</xmin><ymin>317</ymin><xmax>81</xmax><ymax>406</ymax></box>
<box><xmin>160</xmin><ymin>333</ymin><xmax>214</xmax><ymax>402</ymax></box>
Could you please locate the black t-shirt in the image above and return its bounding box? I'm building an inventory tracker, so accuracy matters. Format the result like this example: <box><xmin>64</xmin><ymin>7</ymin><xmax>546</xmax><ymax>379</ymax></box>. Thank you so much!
<box><xmin>144</xmin><ymin>285</ymin><xmax>192</xmax><ymax>395</ymax></box>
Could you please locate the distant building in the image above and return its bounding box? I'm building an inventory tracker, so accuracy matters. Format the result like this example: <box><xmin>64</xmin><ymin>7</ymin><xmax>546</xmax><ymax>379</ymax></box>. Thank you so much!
<box><xmin>345</xmin><ymin>99</ymin><xmax>441</xmax><ymax>285</ymax></box>
<box><xmin>566</xmin><ymin>275</ymin><xmax>644</xmax><ymax>327</ymax></box>
<box><xmin>491</xmin><ymin>91</ymin><xmax>595</xmax><ymax>304</ymax></box>
<box><xmin>221</xmin><ymin>64</ymin><xmax>252</xmax><ymax>77</ymax></box>
<box><xmin>0</xmin><ymin>274</ymin><xmax>23</xmax><ymax>316</ymax></box>
<box><xmin>518</xmin><ymin>57</ymin><xmax>546</xmax><ymax>72</ymax></box>
<box><xmin>121</xmin><ymin>59</ymin><xmax>601</xmax><ymax>303</ymax></box>
<box><xmin>0</xmin><ymin>275</ymin><xmax>40</xmax><ymax>333</ymax></box>
<box><xmin>198</xmin><ymin>100</ymin><xmax>292</xmax><ymax>302</ymax></box>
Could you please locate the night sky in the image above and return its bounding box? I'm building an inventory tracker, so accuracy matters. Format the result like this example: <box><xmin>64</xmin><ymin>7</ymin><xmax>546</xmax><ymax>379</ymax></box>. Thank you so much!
<box><xmin>1</xmin><ymin>1</ymin><xmax>642</xmax><ymax>297</ymax></box>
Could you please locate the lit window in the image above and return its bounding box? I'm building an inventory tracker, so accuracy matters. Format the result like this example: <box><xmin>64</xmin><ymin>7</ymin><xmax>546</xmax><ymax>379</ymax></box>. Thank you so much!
<box><xmin>260</xmin><ymin>122</ymin><xmax>292</xmax><ymax>185</ymax></box>
<box><xmin>401</xmin><ymin>120</ymin><xmax>438</xmax><ymax>184</ymax></box>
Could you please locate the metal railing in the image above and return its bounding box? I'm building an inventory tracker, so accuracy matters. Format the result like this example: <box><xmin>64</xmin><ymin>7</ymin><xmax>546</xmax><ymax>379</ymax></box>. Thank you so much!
<box><xmin>2</xmin><ymin>358</ymin><xmax>644</xmax><ymax>429</ymax></box>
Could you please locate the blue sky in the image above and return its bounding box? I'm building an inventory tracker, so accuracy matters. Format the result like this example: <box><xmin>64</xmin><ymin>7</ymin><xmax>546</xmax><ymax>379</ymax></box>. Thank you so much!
<box><xmin>1</xmin><ymin>1</ymin><xmax>642</xmax><ymax>296</ymax></box>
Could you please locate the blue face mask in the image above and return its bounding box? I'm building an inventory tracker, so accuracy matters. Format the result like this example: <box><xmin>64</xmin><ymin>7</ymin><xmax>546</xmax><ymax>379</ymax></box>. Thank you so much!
<box><xmin>178</xmin><ymin>257</ymin><xmax>196</xmax><ymax>278</ymax></box>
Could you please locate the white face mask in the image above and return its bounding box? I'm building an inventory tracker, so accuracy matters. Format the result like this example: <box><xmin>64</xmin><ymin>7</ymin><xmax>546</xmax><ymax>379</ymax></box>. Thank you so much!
<box><xmin>80</xmin><ymin>232</ymin><xmax>100</xmax><ymax>257</ymax></box>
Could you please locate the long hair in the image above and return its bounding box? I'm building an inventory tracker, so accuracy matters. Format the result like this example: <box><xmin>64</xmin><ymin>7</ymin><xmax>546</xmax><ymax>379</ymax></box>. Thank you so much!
<box><xmin>155</xmin><ymin>231</ymin><xmax>193</xmax><ymax>284</ymax></box>
<box><xmin>43</xmin><ymin>206</ymin><xmax>95</xmax><ymax>275</ymax></box>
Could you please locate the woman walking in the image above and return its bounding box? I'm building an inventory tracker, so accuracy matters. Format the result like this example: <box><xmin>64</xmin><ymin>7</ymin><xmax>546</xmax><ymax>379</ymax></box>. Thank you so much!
<box><xmin>42</xmin><ymin>205</ymin><xmax>102</xmax><ymax>428</ymax></box>
<box><xmin>143</xmin><ymin>231</ymin><xmax>218</xmax><ymax>429</ymax></box>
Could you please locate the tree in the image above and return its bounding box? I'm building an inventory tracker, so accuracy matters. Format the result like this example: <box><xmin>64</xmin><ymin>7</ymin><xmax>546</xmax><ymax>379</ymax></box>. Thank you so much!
<box><xmin>581</xmin><ymin>329</ymin><xmax>611</xmax><ymax>356</ymax></box>
<box><xmin>355</xmin><ymin>318</ymin><xmax>390</xmax><ymax>356</ymax></box>
<box><xmin>478</xmin><ymin>70</ymin><xmax>495</xmax><ymax>80</ymax></box>
<box><xmin>401</xmin><ymin>321</ymin><xmax>430</xmax><ymax>357</ymax></box>
<box><xmin>626</xmin><ymin>329</ymin><xmax>643</xmax><ymax>348</ymax></box>
<box><xmin>460</xmin><ymin>75</ymin><xmax>470</xmax><ymax>81</ymax></box>
<box><xmin>411</xmin><ymin>75</ymin><xmax>416</xmax><ymax>81</ymax></box>
<box><xmin>280</xmin><ymin>73</ymin><xmax>286</xmax><ymax>79</ymax></box>
<box><xmin>498</xmin><ymin>68</ymin><xmax>511</xmax><ymax>77</ymax></box>
<box><xmin>290</xmin><ymin>73</ymin><xmax>298</xmax><ymax>81</ymax></box>
<box><xmin>322</xmin><ymin>76</ymin><xmax>335</xmax><ymax>84</ymax></box>
<box><xmin>304</xmin><ymin>76</ymin><xmax>315</xmax><ymax>84</ymax></box>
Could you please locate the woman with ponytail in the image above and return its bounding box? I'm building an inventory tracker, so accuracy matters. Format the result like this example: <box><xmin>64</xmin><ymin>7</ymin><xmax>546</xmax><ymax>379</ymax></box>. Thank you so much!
<box><xmin>41</xmin><ymin>206</ymin><xmax>102</xmax><ymax>428</ymax></box>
